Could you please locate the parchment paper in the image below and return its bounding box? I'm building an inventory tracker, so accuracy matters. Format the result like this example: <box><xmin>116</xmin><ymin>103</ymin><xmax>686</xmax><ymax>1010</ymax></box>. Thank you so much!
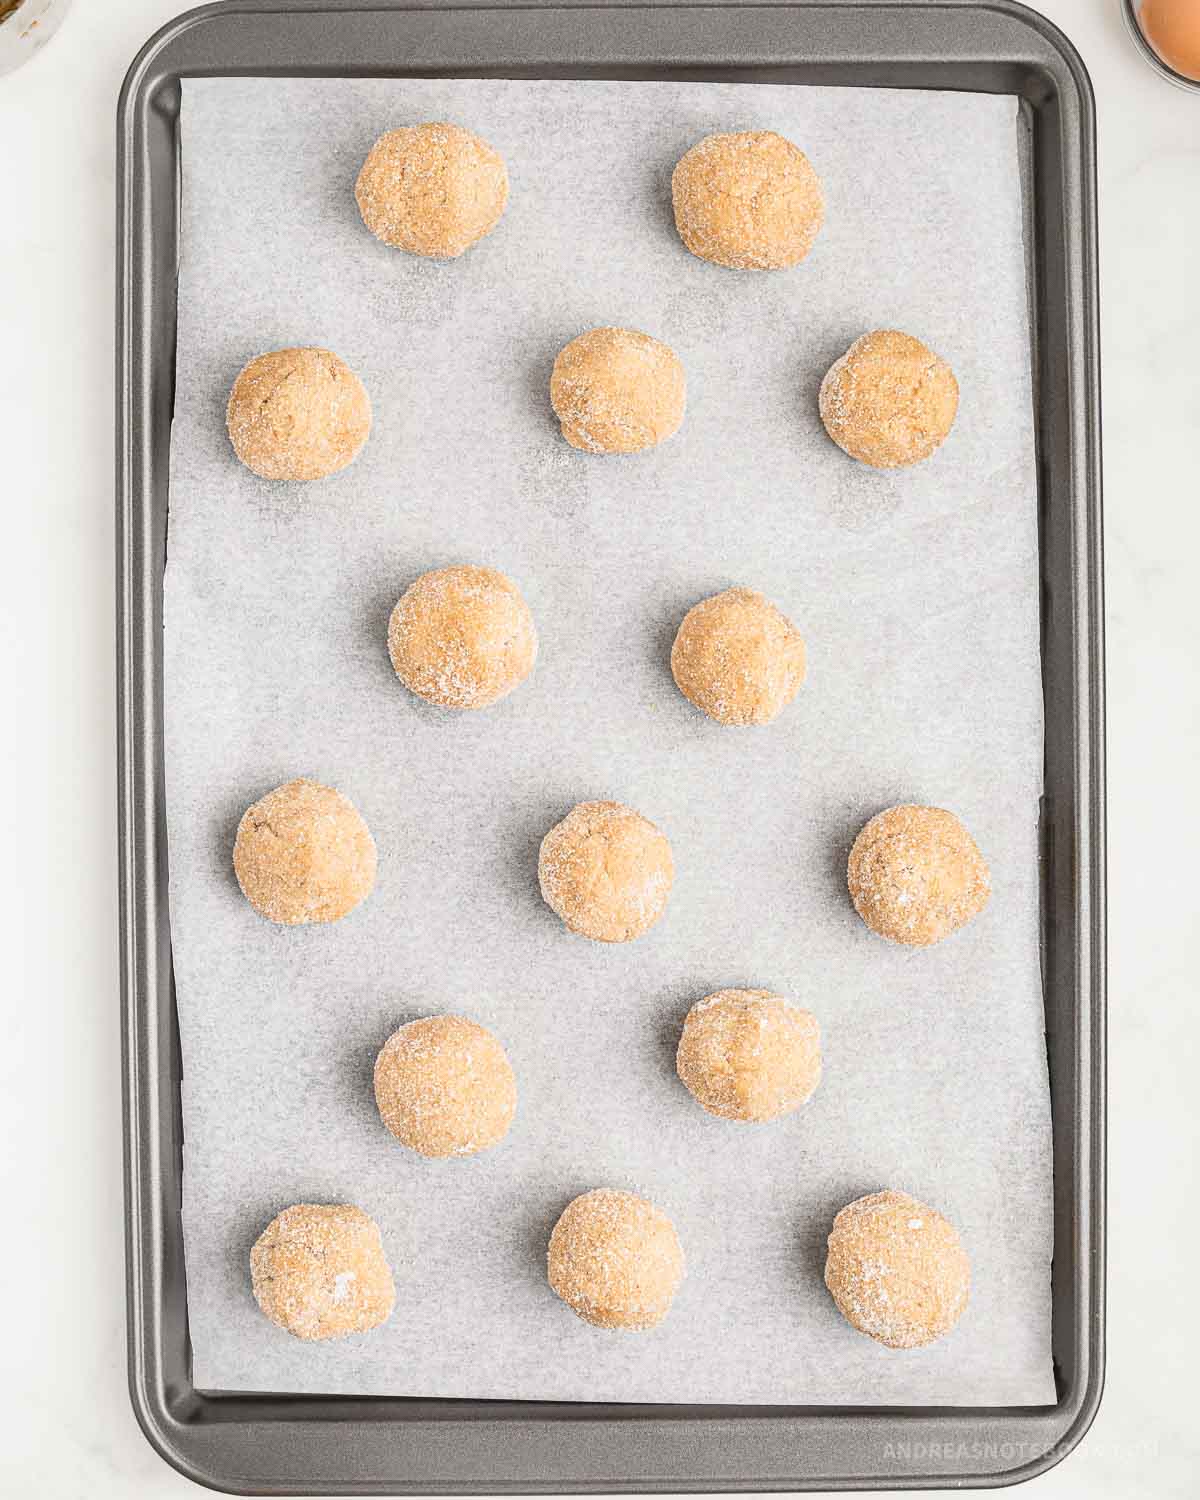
<box><xmin>167</xmin><ymin>77</ymin><xmax>1053</xmax><ymax>1405</ymax></box>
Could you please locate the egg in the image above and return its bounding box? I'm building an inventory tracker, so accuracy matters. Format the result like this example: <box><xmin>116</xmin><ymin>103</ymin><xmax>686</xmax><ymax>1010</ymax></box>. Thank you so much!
<box><xmin>1139</xmin><ymin>0</ymin><xmax>1200</xmax><ymax>81</ymax></box>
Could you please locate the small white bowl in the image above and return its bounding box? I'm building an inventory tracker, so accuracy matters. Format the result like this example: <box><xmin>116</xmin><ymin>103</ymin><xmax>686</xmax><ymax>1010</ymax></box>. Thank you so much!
<box><xmin>0</xmin><ymin>0</ymin><xmax>73</xmax><ymax>77</ymax></box>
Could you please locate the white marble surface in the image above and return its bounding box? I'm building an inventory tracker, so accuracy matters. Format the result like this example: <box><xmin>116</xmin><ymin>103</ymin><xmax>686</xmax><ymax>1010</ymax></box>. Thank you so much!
<box><xmin>0</xmin><ymin>0</ymin><xmax>1196</xmax><ymax>1495</ymax></box>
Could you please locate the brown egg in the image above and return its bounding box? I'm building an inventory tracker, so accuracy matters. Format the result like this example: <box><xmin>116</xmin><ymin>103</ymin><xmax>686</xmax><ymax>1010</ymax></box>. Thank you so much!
<box><xmin>1139</xmin><ymin>0</ymin><xmax>1200</xmax><ymax>81</ymax></box>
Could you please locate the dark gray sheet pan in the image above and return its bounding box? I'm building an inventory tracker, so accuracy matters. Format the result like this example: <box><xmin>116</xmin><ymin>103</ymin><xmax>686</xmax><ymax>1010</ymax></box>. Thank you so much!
<box><xmin>116</xmin><ymin>2</ymin><xmax>1105</xmax><ymax>1491</ymax></box>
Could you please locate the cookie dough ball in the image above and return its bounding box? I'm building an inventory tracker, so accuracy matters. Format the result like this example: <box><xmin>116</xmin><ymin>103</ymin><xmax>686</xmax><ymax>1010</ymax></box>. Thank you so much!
<box><xmin>355</xmin><ymin>122</ymin><xmax>508</xmax><ymax>259</ymax></box>
<box><xmin>550</xmin><ymin>327</ymin><xmax>685</xmax><ymax>454</ymax></box>
<box><xmin>387</xmin><ymin>564</ymin><xmax>537</xmax><ymax>710</ymax></box>
<box><xmin>233</xmin><ymin>778</ymin><xmax>376</xmax><ymax>925</ymax></box>
<box><xmin>819</xmin><ymin>330</ymin><xmax>958</xmax><ymax>469</ymax></box>
<box><xmin>548</xmin><ymin>1189</ymin><xmax>684</xmax><ymax>1331</ymax></box>
<box><xmin>671</xmin><ymin>587</ymin><xmax>806</xmax><ymax>726</ymax></box>
<box><xmin>847</xmin><ymin>803</ymin><xmax>990</xmax><ymax>947</ymax></box>
<box><xmin>672</xmin><ymin>130</ymin><xmax>825</xmax><ymax>270</ymax></box>
<box><xmin>373</xmin><ymin>1015</ymin><xmax>517</xmax><ymax>1158</ymax></box>
<box><xmin>250</xmin><ymin>1203</ymin><xmax>395</xmax><ymax>1341</ymax></box>
<box><xmin>538</xmin><ymin>800</ymin><xmax>674</xmax><ymax>943</ymax></box>
<box><xmin>824</xmin><ymin>1190</ymin><xmax>970</xmax><ymax>1349</ymax></box>
<box><xmin>677</xmin><ymin>989</ymin><xmax>821</xmax><ymax>1122</ymax></box>
<box><xmin>226</xmin><ymin>347</ymin><xmax>371</xmax><ymax>481</ymax></box>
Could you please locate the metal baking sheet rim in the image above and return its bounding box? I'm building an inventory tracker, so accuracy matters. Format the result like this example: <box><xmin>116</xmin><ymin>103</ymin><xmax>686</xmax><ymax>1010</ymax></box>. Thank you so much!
<box><xmin>116</xmin><ymin>2</ymin><xmax>1105</xmax><ymax>1492</ymax></box>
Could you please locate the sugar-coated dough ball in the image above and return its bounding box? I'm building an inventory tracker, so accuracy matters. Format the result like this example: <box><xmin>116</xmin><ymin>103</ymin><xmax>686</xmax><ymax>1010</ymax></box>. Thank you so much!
<box><xmin>388</xmin><ymin>564</ymin><xmax>537</xmax><ymax>710</ymax></box>
<box><xmin>233</xmin><ymin>778</ymin><xmax>376</xmax><ymax>925</ymax></box>
<box><xmin>355</xmin><ymin>122</ymin><xmax>508</xmax><ymax>259</ymax></box>
<box><xmin>226</xmin><ymin>347</ymin><xmax>371</xmax><ymax>481</ymax></box>
<box><xmin>819</xmin><ymin>330</ymin><xmax>958</xmax><ymax>469</ymax></box>
<box><xmin>847</xmin><ymin>803</ymin><xmax>990</xmax><ymax>947</ymax></box>
<box><xmin>373</xmin><ymin>1015</ymin><xmax>517</xmax><ymax>1158</ymax></box>
<box><xmin>250</xmin><ymin>1203</ymin><xmax>395</xmax><ymax>1341</ymax></box>
<box><xmin>671</xmin><ymin>587</ymin><xmax>806</xmax><ymax>726</ymax></box>
<box><xmin>671</xmin><ymin>130</ymin><xmax>825</xmax><ymax>270</ymax></box>
<box><xmin>538</xmin><ymin>800</ymin><xmax>674</xmax><ymax>943</ymax></box>
<box><xmin>676</xmin><ymin>989</ymin><xmax>821</xmax><ymax>1122</ymax></box>
<box><xmin>548</xmin><ymin>1189</ymin><xmax>684</xmax><ymax>1331</ymax></box>
<box><xmin>550</xmin><ymin>327</ymin><xmax>685</xmax><ymax>454</ymax></box>
<box><xmin>824</xmin><ymin>1190</ymin><xmax>970</xmax><ymax>1349</ymax></box>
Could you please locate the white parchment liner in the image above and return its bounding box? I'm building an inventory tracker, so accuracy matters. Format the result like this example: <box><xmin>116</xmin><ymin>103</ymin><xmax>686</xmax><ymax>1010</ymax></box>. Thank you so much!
<box><xmin>168</xmin><ymin>77</ymin><xmax>1052</xmax><ymax>1404</ymax></box>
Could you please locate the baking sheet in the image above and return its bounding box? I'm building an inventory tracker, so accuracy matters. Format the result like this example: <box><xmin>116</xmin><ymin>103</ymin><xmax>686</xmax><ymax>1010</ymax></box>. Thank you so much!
<box><xmin>167</xmin><ymin>76</ymin><xmax>1053</xmax><ymax>1405</ymax></box>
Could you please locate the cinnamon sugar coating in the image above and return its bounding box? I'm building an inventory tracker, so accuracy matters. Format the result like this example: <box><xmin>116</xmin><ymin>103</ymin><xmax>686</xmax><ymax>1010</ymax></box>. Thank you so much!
<box><xmin>847</xmin><ymin>803</ymin><xmax>989</xmax><ymax>947</ymax></box>
<box><xmin>819</xmin><ymin>330</ymin><xmax>958</xmax><ymax>469</ymax></box>
<box><xmin>550</xmin><ymin>327</ymin><xmax>685</xmax><ymax>454</ymax></box>
<box><xmin>251</xmin><ymin>1203</ymin><xmax>395</xmax><ymax>1341</ymax></box>
<box><xmin>672</xmin><ymin>130</ymin><xmax>824</xmax><ymax>270</ymax></box>
<box><xmin>538</xmin><ymin>800</ymin><xmax>674</xmax><ymax>943</ymax></box>
<box><xmin>824</xmin><ymin>1190</ymin><xmax>970</xmax><ymax>1349</ymax></box>
<box><xmin>388</xmin><ymin>565</ymin><xmax>537</xmax><ymax>711</ymax></box>
<box><xmin>548</xmin><ymin>1189</ymin><xmax>684</xmax><ymax>1331</ymax></box>
<box><xmin>671</xmin><ymin>587</ymin><xmax>806</xmax><ymax>726</ymax></box>
<box><xmin>233</xmin><ymin>778</ymin><xmax>376</xmax><ymax>926</ymax></box>
<box><xmin>374</xmin><ymin>1015</ymin><xmax>517</xmax><ymax>1158</ymax></box>
<box><xmin>226</xmin><ymin>347</ymin><xmax>371</xmax><ymax>481</ymax></box>
<box><xmin>676</xmin><ymin>989</ymin><xmax>821</xmax><ymax>1122</ymax></box>
<box><xmin>355</xmin><ymin>122</ymin><xmax>508</xmax><ymax>259</ymax></box>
